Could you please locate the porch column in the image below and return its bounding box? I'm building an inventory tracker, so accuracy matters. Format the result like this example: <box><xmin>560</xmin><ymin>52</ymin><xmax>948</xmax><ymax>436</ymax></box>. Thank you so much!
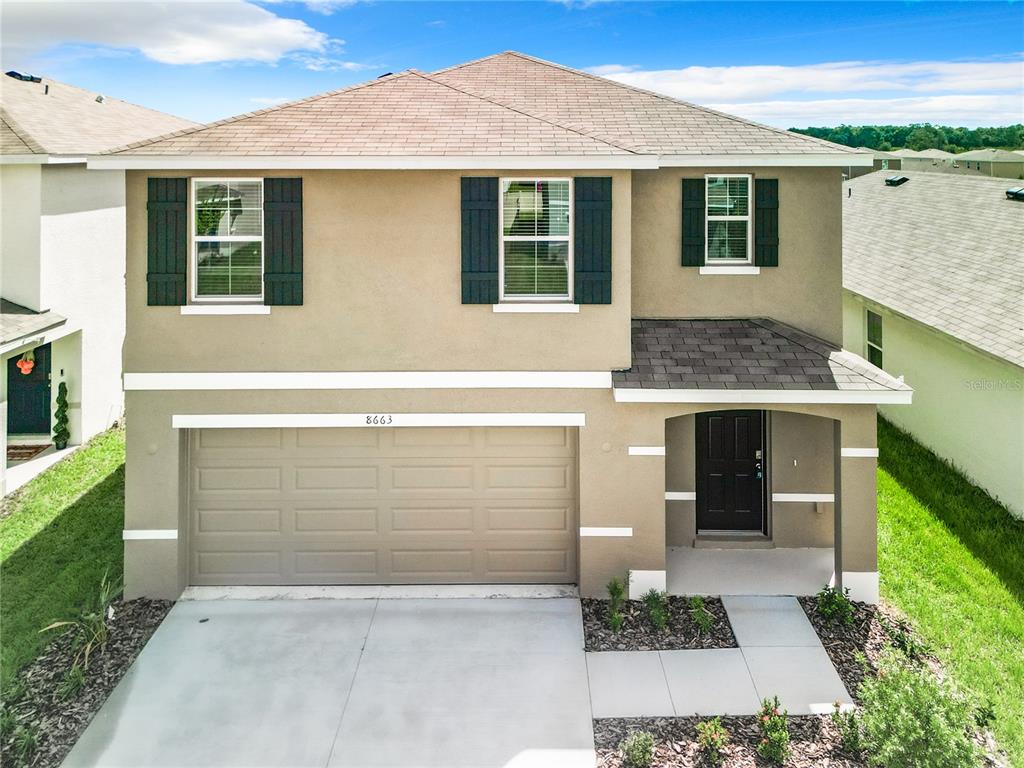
<box><xmin>833</xmin><ymin>406</ymin><xmax>879</xmax><ymax>604</ymax></box>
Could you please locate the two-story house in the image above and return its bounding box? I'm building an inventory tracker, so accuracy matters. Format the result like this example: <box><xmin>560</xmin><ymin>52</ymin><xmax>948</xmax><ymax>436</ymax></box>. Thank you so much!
<box><xmin>91</xmin><ymin>52</ymin><xmax>910</xmax><ymax>604</ymax></box>
<box><xmin>1</xmin><ymin>72</ymin><xmax>194</xmax><ymax>494</ymax></box>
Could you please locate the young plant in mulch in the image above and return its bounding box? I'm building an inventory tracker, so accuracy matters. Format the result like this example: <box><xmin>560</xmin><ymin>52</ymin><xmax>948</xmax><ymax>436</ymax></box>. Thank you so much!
<box><xmin>641</xmin><ymin>589</ymin><xmax>669</xmax><ymax>633</ymax></box>
<box><xmin>831</xmin><ymin>702</ymin><xmax>864</xmax><ymax>757</ymax></box>
<box><xmin>689</xmin><ymin>596</ymin><xmax>714</xmax><ymax>635</ymax></box>
<box><xmin>41</xmin><ymin>569</ymin><xmax>122</xmax><ymax>674</ymax></box>
<box><xmin>606</xmin><ymin>576</ymin><xmax>627</xmax><ymax>632</ymax></box>
<box><xmin>756</xmin><ymin>696</ymin><xmax>791</xmax><ymax>764</ymax></box>
<box><xmin>695</xmin><ymin>717</ymin><xmax>730</xmax><ymax>765</ymax></box>
<box><xmin>816</xmin><ymin>584</ymin><xmax>855</xmax><ymax>626</ymax></box>
<box><xmin>618</xmin><ymin>730</ymin><xmax>655</xmax><ymax>768</ymax></box>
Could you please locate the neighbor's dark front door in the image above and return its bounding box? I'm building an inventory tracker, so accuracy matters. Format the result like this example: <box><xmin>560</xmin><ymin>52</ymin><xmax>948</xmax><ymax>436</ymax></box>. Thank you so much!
<box><xmin>696</xmin><ymin>410</ymin><xmax>766</xmax><ymax>532</ymax></box>
<box><xmin>7</xmin><ymin>344</ymin><xmax>51</xmax><ymax>435</ymax></box>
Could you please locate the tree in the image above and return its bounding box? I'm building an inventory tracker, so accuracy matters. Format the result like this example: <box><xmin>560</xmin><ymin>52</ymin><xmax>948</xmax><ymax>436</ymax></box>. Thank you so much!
<box><xmin>53</xmin><ymin>381</ymin><xmax>70</xmax><ymax>449</ymax></box>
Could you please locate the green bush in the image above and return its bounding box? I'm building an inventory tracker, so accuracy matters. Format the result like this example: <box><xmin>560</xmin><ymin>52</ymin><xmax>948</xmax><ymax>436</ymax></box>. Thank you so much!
<box><xmin>858</xmin><ymin>651</ymin><xmax>980</xmax><ymax>768</ymax></box>
<box><xmin>689</xmin><ymin>596</ymin><xmax>713</xmax><ymax>635</ymax></box>
<box><xmin>816</xmin><ymin>584</ymin><xmax>854</xmax><ymax>626</ymax></box>
<box><xmin>619</xmin><ymin>730</ymin><xmax>655</xmax><ymax>768</ymax></box>
<box><xmin>695</xmin><ymin>716</ymin><xmax>730</xmax><ymax>765</ymax></box>
<box><xmin>831</xmin><ymin>702</ymin><xmax>863</xmax><ymax>755</ymax></box>
<box><xmin>607</xmin><ymin>576</ymin><xmax>626</xmax><ymax>613</ymax></box>
<box><xmin>53</xmin><ymin>380</ymin><xmax>71</xmax><ymax>449</ymax></box>
<box><xmin>641</xmin><ymin>588</ymin><xmax>669</xmax><ymax>632</ymax></box>
<box><xmin>608</xmin><ymin>609</ymin><xmax>624</xmax><ymax>633</ymax></box>
<box><xmin>756</xmin><ymin>695</ymin><xmax>790</xmax><ymax>764</ymax></box>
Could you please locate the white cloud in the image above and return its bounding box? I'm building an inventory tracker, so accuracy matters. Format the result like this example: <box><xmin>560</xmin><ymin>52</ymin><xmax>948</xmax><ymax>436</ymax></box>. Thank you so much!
<box><xmin>1</xmin><ymin>0</ymin><xmax>329</xmax><ymax>67</ymax></box>
<box><xmin>249</xmin><ymin>96</ymin><xmax>294</xmax><ymax>105</ymax></box>
<box><xmin>289</xmin><ymin>54</ymin><xmax>377</xmax><ymax>72</ymax></box>
<box><xmin>258</xmin><ymin>0</ymin><xmax>358</xmax><ymax>15</ymax></box>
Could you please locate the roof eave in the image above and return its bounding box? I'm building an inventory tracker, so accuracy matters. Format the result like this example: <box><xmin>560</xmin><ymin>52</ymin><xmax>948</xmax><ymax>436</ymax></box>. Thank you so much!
<box><xmin>88</xmin><ymin>154</ymin><xmax>657</xmax><ymax>170</ymax></box>
<box><xmin>0</xmin><ymin>153</ymin><xmax>87</xmax><ymax>166</ymax></box>
<box><xmin>659</xmin><ymin>152</ymin><xmax>873</xmax><ymax>168</ymax></box>
<box><xmin>613</xmin><ymin>387</ymin><xmax>913</xmax><ymax>405</ymax></box>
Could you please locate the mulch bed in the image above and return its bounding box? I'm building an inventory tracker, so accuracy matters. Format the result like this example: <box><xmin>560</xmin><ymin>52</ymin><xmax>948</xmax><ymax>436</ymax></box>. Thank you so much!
<box><xmin>582</xmin><ymin>597</ymin><xmax>736</xmax><ymax>651</ymax></box>
<box><xmin>595</xmin><ymin>715</ymin><xmax>866</xmax><ymax>767</ymax></box>
<box><xmin>1</xmin><ymin>598</ymin><xmax>172</xmax><ymax>768</ymax></box>
<box><xmin>5</xmin><ymin>445</ymin><xmax>49</xmax><ymax>463</ymax></box>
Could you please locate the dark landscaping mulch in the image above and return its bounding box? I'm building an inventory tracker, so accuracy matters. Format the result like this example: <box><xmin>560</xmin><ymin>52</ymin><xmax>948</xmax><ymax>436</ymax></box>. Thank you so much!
<box><xmin>0</xmin><ymin>597</ymin><xmax>172</xmax><ymax>768</ymax></box>
<box><xmin>582</xmin><ymin>597</ymin><xmax>736</xmax><ymax>651</ymax></box>
<box><xmin>595</xmin><ymin>715</ymin><xmax>866</xmax><ymax>767</ymax></box>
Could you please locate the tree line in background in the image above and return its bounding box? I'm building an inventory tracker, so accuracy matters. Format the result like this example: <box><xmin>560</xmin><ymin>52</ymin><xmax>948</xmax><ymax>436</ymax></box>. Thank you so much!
<box><xmin>790</xmin><ymin>124</ymin><xmax>1024</xmax><ymax>153</ymax></box>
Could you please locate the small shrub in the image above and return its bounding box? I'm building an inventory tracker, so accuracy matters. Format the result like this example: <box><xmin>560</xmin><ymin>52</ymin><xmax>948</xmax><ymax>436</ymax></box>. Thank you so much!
<box><xmin>59</xmin><ymin>664</ymin><xmax>87</xmax><ymax>700</ymax></box>
<box><xmin>816</xmin><ymin>584</ymin><xmax>854</xmax><ymax>626</ymax></box>
<box><xmin>831</xmin><ymin>702</ymin><xmax>863</xmax><ymax>755</ymax></box>
<box><xmin>41</xmin><ymin>569</ymin><xmax>121</xmax><ymax>671</ymax></box>
<box><xmin>689</xmin><ymin>596</ymin><xmax>714</xmax><ymax>635</ymax></box>
<box><xmin>756</xmin><ymin>695</ymin><xmax>791</xmax><ymax>764</ymax></box>
<box><xmin>607</xmin><ymin>576</ymin><xmax>626</xmax><ymax>614</ymax></box>
<box><xmin>619</xmin><ymin>730</ymin><xmax>655</xmax><ymax>768</ymax></box>
<box><xmin>973</xmin><ymin>698</ymin><xmax>996</xmax><ymax>730</ymax></box>
<box><xmin>858</xmin><ymin>650</ymin><xmax>979</xmax><ymax>768</ymax></box>
<box><xmin>883</xmin><ymin>618</ymin><xmax>930</xmax><ymax>661</ymax></box>
<box><xmin>695</xmin><ymin>716</ymin><xmax>730</xmax><ymax>765</ymax></box>
<box><xmin>642</xmin><ymin>589</ymin><xmax>669</xmax><ymax>632</ymax></box>
<box><xmin>608</xmin><ymin>609</ymin><xmax>624</xmax><ymax>633</ymax></box>
<box><xmin>13</xmin><ymin>724</ymin><xmax>39</xmax><ymax>763</ymax></box>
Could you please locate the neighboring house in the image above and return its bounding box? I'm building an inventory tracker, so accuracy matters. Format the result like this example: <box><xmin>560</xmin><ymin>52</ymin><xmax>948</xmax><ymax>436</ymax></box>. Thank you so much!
<box><xmin>1</xmin><ymin>72</ymin><xmax>195</xmax><ymax>494</ymax></box>
<box><xmin>844</xmin><ymin>148</ymin><xmax>901</xmax><ymax>179</ymax></box>
<box><xmin>91</xmin><ymin>52</ymin><xmax>909</xmax><ymax>604</ymax></box>
<box><xmin>952</xmin><ymin>148</ymin><xmax>1024</xmax><ymax>179</ymax></box>
<box><xmin>896</xmin><ymin>148</ymin><xmax>957</xmax><ymax>173</ymax></box>
<box><xmin>843</xmin><ymin>171</ymin><xmax>1024</xmax><ymax>519</ymax></box>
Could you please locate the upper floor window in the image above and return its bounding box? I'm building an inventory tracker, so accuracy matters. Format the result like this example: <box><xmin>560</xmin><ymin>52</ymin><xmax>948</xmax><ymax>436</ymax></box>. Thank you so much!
<box><xmin>192</xmin><ymin>178</ymin><xmax>263</xmax><ymax>302</ymax></box>
<box><xmin>705</xmin><ymin>174</ymin><xmax>751</xmax><ymax>264</ymax></box>
<box><xmin>866</xmin><ymin>309</ymin><xmax>883</xmax><ymax>368</ymax></box>
<box><xmin>500</xmin><ymin>178</ymin><xmax>572</xmax><ymax>301</ymax></box>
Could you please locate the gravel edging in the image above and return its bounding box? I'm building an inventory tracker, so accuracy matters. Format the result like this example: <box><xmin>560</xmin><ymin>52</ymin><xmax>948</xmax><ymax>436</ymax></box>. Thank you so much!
<box><xmin>595</xmin><ymin>715</ymin><xmax>866</xmax><ymax>767</ymax></box>
<box><xmin>582</xmin><ymin>596</ymin><xmax>736</xmax><ymax>651</ymax></box>
<box><xmin>1</xmin><ymin>597</ymin><xmax>172</xmax><ymax>768</ymax></box>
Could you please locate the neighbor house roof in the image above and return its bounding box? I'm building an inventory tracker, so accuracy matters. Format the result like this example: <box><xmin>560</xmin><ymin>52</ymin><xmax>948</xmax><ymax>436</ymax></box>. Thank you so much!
<box><xmin>106</xmin><ymin>52</ymin><xmax>857</xmax><ymax>160</ymax></box>
<box><xmin>843</xmin><ymin>171</ymin><xmax>1024</xmax><ymax>368</ymax></box>
<box><xmin>0</xmin><ymin>74</ymin><xmax>195</xmax><ymax>156</ymax></box>
<box><xmin>0</xmin><ymin>299</ymin><xmax>66</xmax><ymax>349</ymax></box>
<box><xmin>955</xmin><ymin>148</ymin><xmax>1024</xmax><ymax>163</ymax></box>
<box><xmin>612</xmin><ymin>318</ymin><xmax>910</xmax><ymax>393</ymax></box>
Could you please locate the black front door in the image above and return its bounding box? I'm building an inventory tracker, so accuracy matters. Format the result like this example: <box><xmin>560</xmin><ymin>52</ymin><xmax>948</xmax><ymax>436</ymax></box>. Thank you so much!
<box><xmin>696</xmin><ymin>410</ymin><xmax>766</xmax><ymax>532</ymax></box>
<box><xmin>7</xmin><ymin>344</ymin><xmax>51</xmax><ymax>435</ymax></box>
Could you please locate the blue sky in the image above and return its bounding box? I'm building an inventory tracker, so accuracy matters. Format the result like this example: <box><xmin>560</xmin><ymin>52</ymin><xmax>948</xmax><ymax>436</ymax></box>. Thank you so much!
<box><xmin>2</xmin><ymin>1</ymin><xmax>1022</xmax><ymax>128</ymax></box>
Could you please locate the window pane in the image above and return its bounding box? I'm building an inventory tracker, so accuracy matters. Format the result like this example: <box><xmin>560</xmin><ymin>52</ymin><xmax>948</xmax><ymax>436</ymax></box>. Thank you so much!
<box><xmin>707</xmin><ymin>176</ymin><xmax>748</xmax><ymax>217</ymax></box>
<box><xmin>867</xmin><ymin>311</ymin><xmax>883</xmax><ymax>346</ymax></box>
<box><xmin>502</xmin><ymin>180</ymin><xmax>570</xmax><ymax>237</ymax></box>
<box><xmin>195</xmin><ymin>181</ymin><xmax>262</xmax><ymax>237</ymax></box>
<box><xmin>503</xmin><ymin>241</ymin><xmax>569</xmax><ymax>297</ymax></box>
<box><xmin>707</xmin><ymin>220</ymin><xmax>748</xmax><ymax>260</ymax></box>
<box><xmin>196</xmin><ymin>242</ymin><xmax>263</xmax><ymax>297</ymax></box>
<box><xmin>867</xmin><ymin>345</ymin><xmax>883</xmax><ymax>368</ymax></box>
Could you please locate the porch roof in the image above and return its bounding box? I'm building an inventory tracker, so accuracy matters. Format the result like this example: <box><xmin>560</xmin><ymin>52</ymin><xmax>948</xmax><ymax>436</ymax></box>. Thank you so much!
<box><xmin>613</xmin><ymin>318</ymin><xmax>911</xmax><ymax>396</ymax></box>
<box><xmin>0</xmin><ymin>299</ymin><xmax>66</xmax><ymax>348</ymax></box>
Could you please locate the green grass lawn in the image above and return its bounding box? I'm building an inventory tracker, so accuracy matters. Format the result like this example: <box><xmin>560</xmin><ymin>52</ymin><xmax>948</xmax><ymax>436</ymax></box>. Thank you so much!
<box><xmin>0</xmin><ymin>428</ymin><xmax>125</xmax><ymax>688</ymax></box>
<box><xmin>877</xmin><ymin>417</ymin><xmax>1024</xmax><ymax>766</ymax></box>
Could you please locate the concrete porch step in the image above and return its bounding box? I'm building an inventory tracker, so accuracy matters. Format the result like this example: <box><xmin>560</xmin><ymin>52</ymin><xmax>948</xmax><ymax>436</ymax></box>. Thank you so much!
<box><xmin>693</xmin><ymin>534</ymin><xmax>775</xmax><ymax>550</ymax></box>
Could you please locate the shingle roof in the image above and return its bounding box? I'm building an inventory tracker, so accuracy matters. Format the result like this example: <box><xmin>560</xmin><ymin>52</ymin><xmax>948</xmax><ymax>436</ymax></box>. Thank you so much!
<box><xmin>0</xmin><ymin>300</ymin><xmax>66</xmax><ymax>346</ymax></box>
<box><xmin>955</xmin><ymin>148</ymin><xmax>1024</xmax><ymax>163</ymax></box>
<box><xmin>844</xmin><ymin>171</ymin><xmax>1024</xmax><ymax>368</ymax></box>
<box><xmin>110</xmin><ymin>52</ymin><xmax>856</xmax><ymax>158</ymax></box>
<box><xmin>0</xmin><ymin>74</ymin><xmax>195</xmax><ymax>155</ymax></box>
<box><xmin>612</xmin><ymin>318</ymin><xmax>909</xmax><ymax>391</ymax></box>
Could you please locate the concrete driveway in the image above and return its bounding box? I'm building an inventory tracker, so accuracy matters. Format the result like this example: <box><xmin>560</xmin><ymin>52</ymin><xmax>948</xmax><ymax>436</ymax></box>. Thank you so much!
<box><xmin>63</xmin><ymin>598</ymin><xmax>595</xmax><ymax>768</ymax></box>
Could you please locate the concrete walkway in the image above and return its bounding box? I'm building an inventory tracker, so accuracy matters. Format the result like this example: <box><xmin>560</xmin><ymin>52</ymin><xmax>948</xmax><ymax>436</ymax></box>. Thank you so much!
<box><xmin>63</xmin><ymin>598</ymin><xmax>595</xmax><ymax>768</ymax></box>
<box><xmin>586</xmin><ymin>596</ymin><xmax>851</xmax><ymax>718</ymax></box>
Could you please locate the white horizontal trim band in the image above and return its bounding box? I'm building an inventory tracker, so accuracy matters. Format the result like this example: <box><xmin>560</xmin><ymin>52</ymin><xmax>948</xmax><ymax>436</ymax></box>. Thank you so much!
<box><xmin>699</xmin><ymin>266</ymin><xmax>761</xmax><ymax>275</ymax></box>
<box><xmin>665</xmin><ymin>491</ymin><xmax>697</xmax><ymax>501</ymax></box>
<box><xmin>126</xmin><ymin>371</ymin><xmax>613</xmax><ymax>391</ymax></box>
<box><xmin>123</xmin><ymin>529</ymin><xmax>178</xmax><ymax>540</ymax></box>
<box><xmin>841</xmin><ymin>447</ymin><xmax>879</xmax><ymax>457</ymax></box>
<box><xmin>580</xmin><ymin>526</ymin><xmax>633</xmax><ymax>537</ymax></box>
<box><xmin>88</xmin><ymin>155</ymin><xmax>657</xmax><ymax>171</ymax></box>
<box><xmin>662</xmin><ymin>153</ymin><xmax>872</xmax><ymax>167</ymax></box>
<box><xmin>172</xmin><ymin>412</ymin><xmax>586</xmax><ymax>429</ymax></box>
<box><xmin>492</xmin><ymin>303</ymin><xmax>580</xmax><ymax>314</ymax></box>
<box><xmin>628</xmin><ymin>446</ymin><xmax>666</xmax><ymax>456</ymax></box>
<box><xmin>613</xmin><ymin>388</ymin><xmax>913</xmax><ymax>405</ymax></box>
<box><xmin>772</xmin><ymin>493</ymin><xmax>835</xmax><ymax>503</ymax></box>
<box><xmin>180</xmin><ymin>305</ymin><xmax>271</xmax><ymax>315</ymax></box>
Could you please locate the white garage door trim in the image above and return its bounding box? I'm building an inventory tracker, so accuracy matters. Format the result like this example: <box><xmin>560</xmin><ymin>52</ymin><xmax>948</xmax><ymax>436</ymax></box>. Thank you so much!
<box><xmin>173</xmin><ymin>413</ymin><xmax>586</xmax><ymax>429</ymax></box>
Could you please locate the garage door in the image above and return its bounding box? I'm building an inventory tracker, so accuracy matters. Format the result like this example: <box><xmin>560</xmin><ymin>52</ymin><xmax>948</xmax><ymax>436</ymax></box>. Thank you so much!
<box><xmin>188</xmin><ymin>426</ymin><xmax>578</xmax><ymax>585</ymax></box>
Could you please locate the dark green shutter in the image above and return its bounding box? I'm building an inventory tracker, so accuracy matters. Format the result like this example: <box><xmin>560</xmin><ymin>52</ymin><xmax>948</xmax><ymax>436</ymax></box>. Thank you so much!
<box><xmin>681</xmin><ymin>178</ymin><xmax>705</xmax><ymax>267</ymax></box>
<box><xmin>146</xmin><ymin>178</ymin><xmax>187</xmax><ymax>305</ymax></box>
<box><xmin>573</xmin><ymin>177</ymin><xmax>612</xmax><ymax>304</ymax></box>
<box><xmin>263</xmin><ymin>178</ymin><xmax>303</xmax><ymax>305</ymax></box>
<box><xmin>461</xmin><ymin>177</ymin><xmax>499</xmax><ymax>304</ymax></box>
<box><xmin>754</xmin><ymin>178</ymin><xmax>779</xmax><ymax>267</ymax></box>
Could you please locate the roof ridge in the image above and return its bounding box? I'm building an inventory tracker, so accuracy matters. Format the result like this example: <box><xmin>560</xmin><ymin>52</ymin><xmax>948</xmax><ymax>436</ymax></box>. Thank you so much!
<box><xmin>0</xmin><ymin>106</ymin><xmax>45</xmax><ymax>154</ymax></box>
<box><xmin>412</xmin><ymin>70</ymin><xmax>638</xmax><ymax>155</ymax></box>
<box><xmin>486</xmin><ymin>51</ymin><xmax>857</xmax><ymax>155</ymax></box>
<box><xmin>106</xmin><ymin>70</ymin><xmax>415</xmax><ymax>155</ymax></box>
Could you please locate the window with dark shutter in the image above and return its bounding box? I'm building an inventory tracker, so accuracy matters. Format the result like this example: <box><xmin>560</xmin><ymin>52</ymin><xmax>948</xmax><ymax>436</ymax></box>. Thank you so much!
<box><xmin>754</xmin><ymin>178</ymin><xmax>779</xmax><ymax>267</ymax></box>
<box><xmin>461</xmin><ymin>177</ymin><xmax>500</xmax><ymax>304</ymax></box>
<box><xmin>573</xmin><ymin>176</ymin><xmax>612</xmax><ymax>304</ymax></box>
<box><xmin>146</xmin><ymin>178</ymin><xmax>188</xmax><ymax>306</ymax></box>
<box><xmin>681</xmin><ymin>178</ymin><xmax>705</xmax><ymax>266</ymax></box>
<box><xmin>263</xmin><ymin>177</ymin><xmax>303</xmax><ymax>305</ymax></box>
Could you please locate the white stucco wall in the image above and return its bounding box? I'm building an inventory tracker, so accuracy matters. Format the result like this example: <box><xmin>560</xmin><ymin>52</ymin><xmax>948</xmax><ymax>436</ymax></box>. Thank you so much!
<box><xmin>38</xmin><ymin>165</ymin><xmax>126</xmax><ymax>439</ymax></box>
<box><xmin>844</xmin><ymin>291</ymin><xmax>1024</xmax><ymax>518</ymax></box>
<box><xmin>1</xmin><ymin>164</ymin><xmax>43</xmax><ymax>310</ymax></box>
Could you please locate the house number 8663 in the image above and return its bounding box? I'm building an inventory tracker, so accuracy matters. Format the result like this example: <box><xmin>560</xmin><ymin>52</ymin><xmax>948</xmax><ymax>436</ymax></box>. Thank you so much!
<box><xmin>365</xmin><ymin>415</ymin><xmax>393</xmax><ymax>425</ymax></box>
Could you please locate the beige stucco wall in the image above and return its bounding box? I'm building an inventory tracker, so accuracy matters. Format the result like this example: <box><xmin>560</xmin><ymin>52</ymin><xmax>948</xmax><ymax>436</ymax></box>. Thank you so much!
<box><xmin>631</xmin><ymin>167</ymin><xmax>844</xmax><ymax>345</ymax></box>
<box><xmin>124</xmin><ymin>169</ymin><xmax>632</xmax><ymax>374</ymax></box>
<box><xmin>845</xmin><ymin>291</ymin><xmax>1024</xmax><ymax>518</ymax></box>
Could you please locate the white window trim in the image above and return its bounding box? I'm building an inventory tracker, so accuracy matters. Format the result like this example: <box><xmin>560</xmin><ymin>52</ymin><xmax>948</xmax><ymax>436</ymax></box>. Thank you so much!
<box><xmin>498</xmin><ymin>177</ymin><xmax>573</xmax><ymax>303</ymax></box>
<box><xmin>865</xmin><ymin>308</ymin><xmax>883</xmax><ymax>367</ymax></box>
<box><xmin>704</xmin><ymin>173</ymin><xmax>753</xmax><ymax>265</ymax></box>
<box><xmin>190</xmin><ymin>177</ymin><xmax>265</xmax><ymax>304</ymax></box>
